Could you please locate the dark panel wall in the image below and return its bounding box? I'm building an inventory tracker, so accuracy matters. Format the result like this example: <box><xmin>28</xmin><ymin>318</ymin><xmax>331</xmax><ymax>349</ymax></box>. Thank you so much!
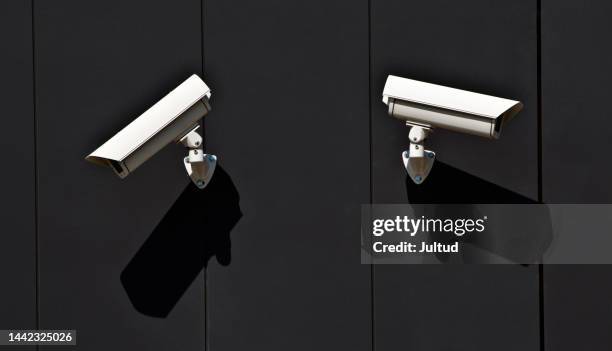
<box><xmin>543</xmin><ymin>266</ymin><xmax>612</xmax><ymax>351</ymax></box>
<box><xmin>34</xmin><ymin>1</ymin><xmax>206</xmax><ymax>349</ymax></box>
<box><xmin>542</xmin><ymin>1</ymin><xmax>612</xmax><ymax>350</ymax></box>
<box><xmin>2</xmin><ymin>1</ymin><xmax>610</xmax><ymax>351</ymax></box>
<box><xmin>371</xmin><ymin>1</ymin><xmax>540</xmax><ymax>350</ymax></box>
<box><xmin>541</xmin><ymin>0</ymin><xmax>612</xmax><ymax>203</ymax></box>
<box><xmin>0</xmin><ymin>0</ymin><xmax>37</xmax><ymax>344</ymax></box>
<box><xmin>203</xmin><ymin>0</ymin><xmax>371</xmax><ymax>350</ymax></box>
<box><xmin>371</xmin><ymin>0</ymin><xmax>539</xmax><ymax>200</ymax></box>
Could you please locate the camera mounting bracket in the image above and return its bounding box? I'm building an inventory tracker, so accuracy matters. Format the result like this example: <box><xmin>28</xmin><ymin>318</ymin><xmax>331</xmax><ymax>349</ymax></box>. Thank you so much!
<box><xmin>403</xmin><ymin>122</ymin><xmax>435</xmax><ymax>184</ymax></box>
<box><xmin>179</xmin><ymin>125</ymin><xmax>217</xmax><ymax>189</ymax></box>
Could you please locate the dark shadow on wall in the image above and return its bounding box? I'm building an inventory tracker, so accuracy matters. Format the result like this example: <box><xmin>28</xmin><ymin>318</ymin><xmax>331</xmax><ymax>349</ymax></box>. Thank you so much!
<box><xmin>406</xmin><ymin>161</ymin><xmax>533</xmax><ymax>204</ymax></box>
<box><xmin>121</xmin><ymin>165</ymin><xmax>242</xmax><ymax>318</ymax></box>
<box><xmin>406</xmin><ymin>162</ymin><xmax>553</xmax><ymax>264</ymax></box>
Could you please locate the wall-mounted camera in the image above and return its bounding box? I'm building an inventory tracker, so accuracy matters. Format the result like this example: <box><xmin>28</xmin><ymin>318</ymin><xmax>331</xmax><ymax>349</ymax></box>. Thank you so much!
<box><xmin>86</xmin><ymin>74</ymin><xmax>217</xmax><ymax>189</ymax></box>
<box><xmin>382</xmin><ymin>75</ymin><xmax>523</xmax><ymax>184</ymax></box>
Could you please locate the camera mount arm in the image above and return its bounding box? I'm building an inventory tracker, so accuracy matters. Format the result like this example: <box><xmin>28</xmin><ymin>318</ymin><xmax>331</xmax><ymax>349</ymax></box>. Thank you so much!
<box><xmin>403</xmin><ymin>123</ymin><xmax>435</xmax><ymax>184</ymax></box>
<box><xmin>179</xmin><ymin>125</ymin><xmax>217</xmax><ymax>189</ymax></box>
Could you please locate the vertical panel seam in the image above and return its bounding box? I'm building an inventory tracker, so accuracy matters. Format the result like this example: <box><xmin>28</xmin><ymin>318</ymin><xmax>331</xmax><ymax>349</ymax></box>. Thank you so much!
<box><xmin>31</xmin><ymin>0</ymin><xmax>40</xmax><ymax>345</ymax></box>
<box><xmin>201</xmin><ymin>0</ymin><xmax>208</xmax><ymax>350</ymax></box>
<box><xmin>537</xmin><ymin>1</ymin><xmax>545</xmax><ymax>351</ymax></box>
<box><xmin>367</xmin><ymin>0</ymin><xmax>375</xmax><ymax>351</ymax></box>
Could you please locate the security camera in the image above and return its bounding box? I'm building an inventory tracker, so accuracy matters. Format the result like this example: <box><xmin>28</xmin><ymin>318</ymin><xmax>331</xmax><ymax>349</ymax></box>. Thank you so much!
<box><xmin>86</xmin><ymin>74</ymin><xmax>217</xmax><ymax>189</ymax></box>
<box><xmin>382</xmin><ymin>75</ymin><xmax>523</xmax><ymax>184</ymax></box>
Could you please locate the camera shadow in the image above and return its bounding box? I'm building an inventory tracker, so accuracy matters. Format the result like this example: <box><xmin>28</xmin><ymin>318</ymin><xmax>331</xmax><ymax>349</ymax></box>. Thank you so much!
<box><xmin>121</xmin><ymin>165</ymin><xmax>242</xmax><ymax>318</ymax></box>
<box><xmin>405</xmin><ymin>162</ymin><xmax>553</xmax><ymax>264</ymax></box>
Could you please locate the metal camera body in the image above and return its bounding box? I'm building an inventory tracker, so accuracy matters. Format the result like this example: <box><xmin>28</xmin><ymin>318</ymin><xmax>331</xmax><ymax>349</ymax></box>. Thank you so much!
<box><xmin>382</xmin><ymin>75</ymin><xmax>523</xmax><ymax>184</ymax></box>
<box><xmin>86</xmin><ymin>74</ymin><xmax>217</xmax><ymax>189</ymax></box>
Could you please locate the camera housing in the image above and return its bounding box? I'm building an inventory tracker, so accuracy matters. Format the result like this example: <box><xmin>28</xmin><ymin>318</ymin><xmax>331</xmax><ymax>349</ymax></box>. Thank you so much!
<box><xmin>86</xmin><ymin>74</ymin><xmax>217</xmax><ymax>189</ymax></box>
<box><xmin>382</xmin><ymin>75</ymin><xmax>523</xmax><ymax>184</ymax></box>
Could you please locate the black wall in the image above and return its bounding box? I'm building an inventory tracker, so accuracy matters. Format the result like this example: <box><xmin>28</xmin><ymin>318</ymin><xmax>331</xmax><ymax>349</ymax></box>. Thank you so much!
<box><xmin>370</xmin><ymin>3</ymin><xmax>540</xmax><ymax>350</ymax></box>
<box><xmin>34</xmin><ymin>0</ymin><xmax>205</xmax><ymax>350</ymax></box>
<box><xmin>542</xmin><ymin>1</ymin><xmax>612</xmax><ymax>350</ymax></box>
<box><xmin>1</xmin><ymin>0</ymin><xmax>611</xmax><ymax>350</ymax></box>
<box><xmin>203</xmin><ymin>0</ymin><xmax>371</xmax><ymax>350</ymax></box>
<box><xmin>0</xmin><ymin>2</ymin><xmax>36</xmax><ymax>351</ymax></box>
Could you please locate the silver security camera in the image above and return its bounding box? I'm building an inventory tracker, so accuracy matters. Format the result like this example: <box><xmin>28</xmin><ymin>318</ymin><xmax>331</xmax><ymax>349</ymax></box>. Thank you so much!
<box><xmin>382</xmin><ymin>75</ymin><xmax>523</xmax><ymax>184</ymax></box>
<box><xmin>86</xmin><ymin>74</ymin><xmax>217</xmax><ymax>189</ymax></box>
